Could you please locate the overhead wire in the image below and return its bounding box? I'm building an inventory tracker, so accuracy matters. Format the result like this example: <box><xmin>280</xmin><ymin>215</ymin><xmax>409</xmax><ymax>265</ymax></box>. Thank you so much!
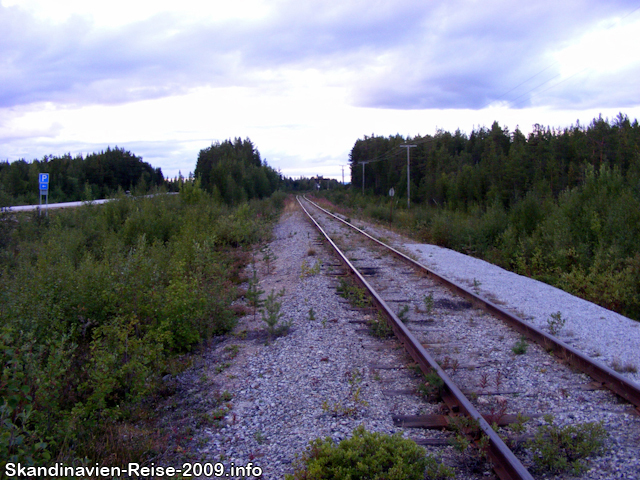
<box><xmin>477</xmin><ymin>62</ymin><xmax>560</xmax><ymax>110</ymax></box>
<box><xmin>510</xmin><ymin>67</ymin><xmax>590</xmax><ymax>109</ymax></box>
<box><xmin>494</xmin><ymin>2</ymin><xmax>640</xmax><ymax>109</ymax></box>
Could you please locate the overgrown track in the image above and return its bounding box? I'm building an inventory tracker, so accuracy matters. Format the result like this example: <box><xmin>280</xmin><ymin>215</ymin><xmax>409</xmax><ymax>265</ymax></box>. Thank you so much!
<box><xmin>298</xmin><ymin>195</ymin><xmax>640</xmax><ymax>480</ymax></box>
<box><xmin>298</xmin><ymin>196</ymin><xmax>532</xmax><ymax>480</ymax></box>
<box><xmin>300</xmin><ymin>196</ymin><xmax>640</xmax><ymax>413</ymax></box>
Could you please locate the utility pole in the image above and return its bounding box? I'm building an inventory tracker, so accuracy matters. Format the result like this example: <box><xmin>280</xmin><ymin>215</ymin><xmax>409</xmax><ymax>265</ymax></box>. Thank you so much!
<box><xmin>400</xmin><ymin>144</ymin><xmax>416</xmax><ymax>208</ymax></box>
<box><xmin>341</xmin><ymin>165</ymin><xmax>345</xmax><ymax>185</ymax></box>
<box><xmin>360</xmin><ymin>161</ymin><xmax>371</xmax><ymax>195</ymax></box>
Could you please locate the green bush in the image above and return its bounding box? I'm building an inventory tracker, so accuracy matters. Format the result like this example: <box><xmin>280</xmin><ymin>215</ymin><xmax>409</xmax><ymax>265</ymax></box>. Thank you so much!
<box><xmin>527</xmin><ymin>416</ymin><xmax>608</xmax><ymax>474</ymax></box>
<box><xmin>286</xmin><ymin>426</ymin><xmax>434</xmax><ymax>480</ymax></box>
<box><xmin>0</xmin><ymin>330</ymin><xmax>53</xmax><ymax>472</ymax></box>
<box><xmin>0</xmin><ymin>194</ymin><xmax>279</xmax><ymax>467</ymax></box>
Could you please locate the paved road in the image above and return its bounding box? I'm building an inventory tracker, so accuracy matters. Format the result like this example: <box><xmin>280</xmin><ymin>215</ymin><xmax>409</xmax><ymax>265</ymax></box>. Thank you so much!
<box><xmin>1</xmin><ymin>198</ymin><xmax>113</xmax><ymax>212</ymax></box>
<box><xmin>1</xmin><ymin>193</ymin><xmax>177</xmax><ymax>213</ymax></box>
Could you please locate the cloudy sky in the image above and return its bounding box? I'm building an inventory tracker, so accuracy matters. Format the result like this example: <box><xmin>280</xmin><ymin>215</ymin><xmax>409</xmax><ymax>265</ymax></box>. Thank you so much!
<box><xmin>1</xmin><ymin>0</ymin><xmax>639</xmax><ymax>181</ymax></box>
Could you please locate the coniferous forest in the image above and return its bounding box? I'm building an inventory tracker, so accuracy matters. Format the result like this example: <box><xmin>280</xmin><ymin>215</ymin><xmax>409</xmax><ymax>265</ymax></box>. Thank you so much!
<box><xmin>340</xmin><ymin>113</ymin><xmax>640</xmax><ymax>320</ymax></box>
<box><xmin>0</xmin><ymin>147</ymin><xmax>165</xmax><ymax>206</ymax></box>
<box><xmin>194</xmin><ymin>138</ymin><xmax>282</xmax><ymax>203</ymax></box>
<box><xmin>0</xmin><ymin>139</ymin><xmax>285</xmax><ymax>208</ymax></box>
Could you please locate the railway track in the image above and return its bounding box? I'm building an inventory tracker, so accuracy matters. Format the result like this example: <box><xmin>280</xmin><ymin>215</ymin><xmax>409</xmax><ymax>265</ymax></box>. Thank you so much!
<box><xmin>297</xmin><ymin>195</ymin><xmax>640</xmax><ymax>480</ymax></box>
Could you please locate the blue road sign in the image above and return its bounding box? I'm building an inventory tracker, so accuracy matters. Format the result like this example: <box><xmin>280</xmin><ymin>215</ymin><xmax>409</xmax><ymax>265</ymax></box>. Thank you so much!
<box><xmin>39</xmin><ymin>173</ymin><xmax>49</xmax><ymax>183</ymax></box>
<box><xmin>40</xmin><ymin>183</ymin><xmax>49</xmax><ymax>191</ymax></box>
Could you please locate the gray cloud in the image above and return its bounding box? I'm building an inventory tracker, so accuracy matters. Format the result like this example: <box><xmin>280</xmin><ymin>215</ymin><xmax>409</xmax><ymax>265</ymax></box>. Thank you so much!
<box><xmin>1</xmin><ymin>0</ymin><xmax>638</xmax><ymax>112</ymax></box>
<box><xmin>351</xmin><ymin>0</ymin><xmax>640</xmax><ymax>109</ymax></box>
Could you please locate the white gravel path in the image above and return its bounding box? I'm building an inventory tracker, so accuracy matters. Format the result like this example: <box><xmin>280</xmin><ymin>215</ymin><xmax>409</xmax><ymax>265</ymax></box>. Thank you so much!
<box><xmin>405</xmin><ymin>243</ymin><xmax>640</xmax><ymax>385</ymax></box>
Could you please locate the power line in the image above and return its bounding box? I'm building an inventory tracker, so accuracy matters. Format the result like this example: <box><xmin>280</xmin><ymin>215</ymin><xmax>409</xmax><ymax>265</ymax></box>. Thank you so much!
<box><xmin>479</xmin><ymin>2</ymin><xmax>640</xmax><ymax>109</ymax></box>
<box><xmin>478</xmin><ymin>62</ymin><xmax>560</xmax><ymax>110</ymax></box>
<box><xmin>511</xmin><ymin>67</ymin><xmax>589</xmax><ymax>108</ymax></box>
<box><xmin>505</xmin><ymin>71</ymin><xmax>563</xmax><ymax>106</ymax></box>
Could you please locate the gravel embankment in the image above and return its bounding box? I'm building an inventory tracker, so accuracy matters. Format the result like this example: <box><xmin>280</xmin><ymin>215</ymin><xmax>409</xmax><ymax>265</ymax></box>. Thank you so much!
<box><xmin>404</xmin><ymin>243</ymin><xmax>640</xmax><ymax>384</ymax></box>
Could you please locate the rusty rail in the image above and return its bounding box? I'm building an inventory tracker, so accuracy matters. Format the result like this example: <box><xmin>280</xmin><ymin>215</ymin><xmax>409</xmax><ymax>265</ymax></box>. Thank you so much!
<box><xmin>297</xmin><ymin>196</ymin><xmax>534</xmax><ymax>480</ymax></box>
<box><xmin>301</xmin><ymin>195</ymin><xmax>640</xmax><ymax>413</ymax></box>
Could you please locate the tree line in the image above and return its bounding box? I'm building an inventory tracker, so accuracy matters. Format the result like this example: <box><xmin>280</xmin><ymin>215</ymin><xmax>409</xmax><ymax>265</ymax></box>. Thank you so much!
<box><xmin>0</xmin><ymin>147</ymin><xmax>165</xmax><ymax>206</ymax></box>
<box><xmin>344</xmin><ymin>113</ymin><xmax>640</xmax><ymax>320</ymax></box>
<box><xmin>350</xmin><ymin>113</ymin><xmax>640</xmax><ymax>209</ymax></box>
<box><xmin>0</xmin><ymin>138</ymin><xmax>291</xmax><ymax>208</ymax></box>
<box><xmin>194</xmin><ymin>138</ymin><xmax>282</xmax><ymax>203</ymax></box>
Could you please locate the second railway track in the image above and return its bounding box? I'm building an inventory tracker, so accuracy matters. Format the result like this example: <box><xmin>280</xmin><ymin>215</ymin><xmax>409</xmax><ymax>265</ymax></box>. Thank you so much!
<box><xmin>298</xmin><ymin>195</ymin><xmax>640</xmax><ymax>480</ymax></box>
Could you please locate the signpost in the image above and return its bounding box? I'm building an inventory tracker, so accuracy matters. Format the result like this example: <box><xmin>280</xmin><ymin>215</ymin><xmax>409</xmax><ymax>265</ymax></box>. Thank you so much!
<box><xmin>39</xmin><ymin>173</ymin><xmax>49</xmax><ymax>215</ymax></box>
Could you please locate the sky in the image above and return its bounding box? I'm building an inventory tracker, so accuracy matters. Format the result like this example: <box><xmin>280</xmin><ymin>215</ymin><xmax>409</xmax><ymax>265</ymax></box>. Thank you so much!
<box><xmin>1</xmin><ymin>1</ymin><xmax>640</xmax><ymax>182</ymax></box>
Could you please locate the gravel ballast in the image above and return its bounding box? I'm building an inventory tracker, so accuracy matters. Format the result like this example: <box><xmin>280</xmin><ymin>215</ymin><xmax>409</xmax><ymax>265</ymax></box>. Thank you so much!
<box><xmin>162</xmin><ymin>204</ymin><xmax>640</xmax><ymax>480</ymax></box>
<box><xmin>404</xmin><ymin>243</ymin><xmax>640</xmax><ymax>384</ymax></box>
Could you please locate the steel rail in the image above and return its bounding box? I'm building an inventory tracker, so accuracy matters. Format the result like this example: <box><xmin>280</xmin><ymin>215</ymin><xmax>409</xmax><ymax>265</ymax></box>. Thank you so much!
<box><xmin>301</xmin><ymin>195</ymin><xmax>640</xmax><ymax>414</ymax></box>
<box><xmin>297</xmin><ymin>196</ymin><xmax>534</xmax><ymax>480</ymax></box>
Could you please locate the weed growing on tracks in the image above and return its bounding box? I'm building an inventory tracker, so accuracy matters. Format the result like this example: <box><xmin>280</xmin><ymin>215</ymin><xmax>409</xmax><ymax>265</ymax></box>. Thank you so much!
<box><xmin>321</xmin><ymin>368</ymin><xmax>369</xmax><ymax>417</ymax></box>
<box><xmin>494</xmin><ymin>370</ymin><xmax>504</xmax><ymax>391</ymax></box>
<box><xmin>479</xmin><ymin>372</ymin><xmax>490</xmax><ymax>390</ymax></box>
<box><xmin>254</xmin><ymin>431</ymin><xmax>267</xmax><ymax>445</ymax></box>
<box><xmin>547</xmin><ymin>311</ymin><xmax>566</xmax><ymax>335</ymax></box>
<box><xmin>337</xmin><ymin>278</ymin><xmax>371</xmax><ymax>308</ymax></box>
<box><xmin>448</xmin><ymin>416</ymin><xmax>491</xmax><ymax>473</ymax></box>
<box><xmin>417</xmin><ymin>371</ymin><xmax>445</xmax><ymax>402</ymax></box>
<box><xmin>423</xmin><ymin>292</ymin><xmax>435</xmax><ymax>314</ymax></box>
<box><xmin>504</xmin><ymin>412</ymin><xmax>531</xmax><ymax>438</ymax></box>
<box><xmin>300</xmin><ymin>259</ymin><xmax>322</xmax><ymax>278</ymax></box>
<box><xmin>527</xmin><ymin>415</ymin><xmax>608</xmax><ymax>475</ymax></box>
<box><xmin>398</xmin><ymin>304</ymin><xmax>410</xmax><ymax>322</ymax></box>
<box><xmin>484</xmin><ymin>396</ymin><xmax>509</xmax><ymax>427</ymax></box>
<box><xmin>368</xmin><ymin>313</ymin><xmax>393</xmax><ymax>338</ymax></box>
<box><xmin>610</xmin><ymin>357</ymin><xmax>638</xmax><ymax>373</ymax></box>
<box><xmin>512</xmin><ymin>336</ymin><xmax>528</xmax><ymax>355</ymax></box>
<box><xmin>308</xmin><ymin>307</ymin><xmax>316</xmax><ymax>321</ymax></box>
<box><xmin>286</xmin><ymin>426</ymin><xmax>442</xmax><ymax>480</ymax></box>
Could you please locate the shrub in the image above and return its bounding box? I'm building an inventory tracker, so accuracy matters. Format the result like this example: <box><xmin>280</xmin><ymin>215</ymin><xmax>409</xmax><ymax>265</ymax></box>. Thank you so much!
<box><xmin>262</xmin><ymin>288</ymin><xmax>289</xmax><ymax>340</ymax></box>
<box><xmin>547</xmin><ymin>312</ymin><xmax>566</xmax><ymax>335</ymax></box>
<box><xmin>0</xmin><ymin>194</ymin><xmax>277</xmax><ymax>466</ymax></box>
<box><xmin>527</xmin><ymin>416</ymin><xmax>608</xmax><ymax>474</ymax></box>
<box><xmin>286</xmin><ymin>426</ymin><xmax>433</xmax><ymax>480</ymax></box>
